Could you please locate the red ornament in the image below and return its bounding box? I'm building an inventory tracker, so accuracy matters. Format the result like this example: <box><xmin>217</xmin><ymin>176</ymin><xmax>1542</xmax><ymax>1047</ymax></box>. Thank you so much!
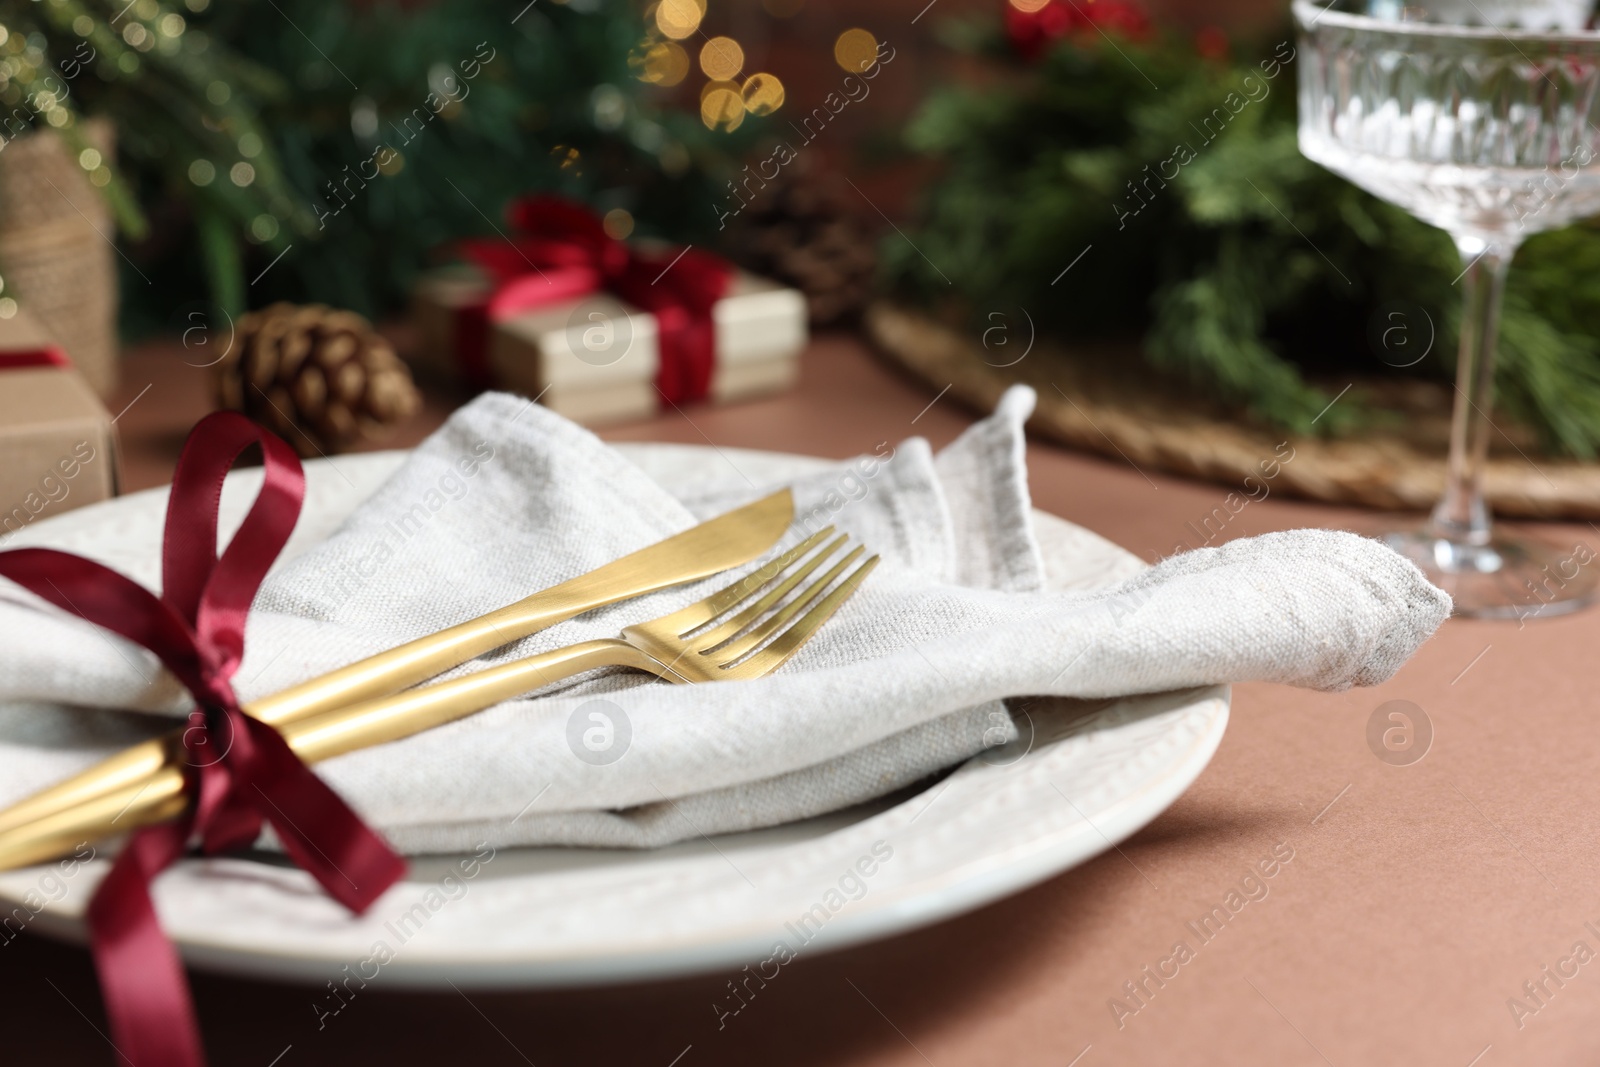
<box><xmin>1004</xmin><ymin>0</ymin><xmax>1150</xmax><ymax>61</ymax></box>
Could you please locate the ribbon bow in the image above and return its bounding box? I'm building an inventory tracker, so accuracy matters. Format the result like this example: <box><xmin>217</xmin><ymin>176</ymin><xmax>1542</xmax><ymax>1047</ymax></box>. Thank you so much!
<box><xmin>0</xmin><ymin>412</ymin><xmax>405</xmax><ymax>1067</ymax></box>
<box><xmin>454</xmin><ymin>194</ymin><xmax>733</xmax><ymax>405</ymax></box>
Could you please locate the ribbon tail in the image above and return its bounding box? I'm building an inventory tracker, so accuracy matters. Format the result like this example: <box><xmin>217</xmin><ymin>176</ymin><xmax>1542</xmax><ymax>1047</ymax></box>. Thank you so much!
<box><xmin>3</xmin><ymin>410</ymin><xmax>401</xmax><ymax>1067</ymax></box>
<box><xmin>85</xmin><ymin>822</ymin><xmax>205</xmax><ymax>1067</ymax></box>
<box><xmin>452</xmin><ymin>303</ymin><xmax>495</xmax><ymax>391</ymax></box>
<box><xmin>682</xmin><ymin>315</ymin><xmax>718</xmax><ymax>404</ymax></box>
<box><xmin>653</xmin><ymin>311</ymin><xmax>719</xmax><ymax>407</ymax></box>
<box><xmin>239</xmin><ymin>716</ymin><xmax>406</xmax><ymax>914</ymax></box>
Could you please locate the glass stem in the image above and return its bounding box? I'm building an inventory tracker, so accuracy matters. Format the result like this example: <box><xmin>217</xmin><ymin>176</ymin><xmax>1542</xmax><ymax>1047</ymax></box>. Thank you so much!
<box><xmin>1429</xmin><ymin>237</ymin><xmax>1515</xmax><ymax>547</ymax></box>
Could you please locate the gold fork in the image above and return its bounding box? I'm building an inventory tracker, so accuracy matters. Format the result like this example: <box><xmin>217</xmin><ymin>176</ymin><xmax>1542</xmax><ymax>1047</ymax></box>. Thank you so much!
<box><xmin>0</xmin><ymin>528</ymin><xmax>878</xmax><ymax>871</ymax></box>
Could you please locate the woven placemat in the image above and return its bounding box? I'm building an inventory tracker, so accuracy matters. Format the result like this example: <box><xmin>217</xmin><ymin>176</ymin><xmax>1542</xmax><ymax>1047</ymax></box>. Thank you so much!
<box><xmin>867</xmin><ymin>301</ymin><xmax>1600</xmax><ymax>520</ymax></box>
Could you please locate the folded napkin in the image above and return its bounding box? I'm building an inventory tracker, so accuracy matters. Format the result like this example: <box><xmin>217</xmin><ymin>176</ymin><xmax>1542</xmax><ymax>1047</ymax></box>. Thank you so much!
<box><xmin>0</xmin><ymin>387</ymin><xmax>1451</xmax><ymax>853</ymax></box>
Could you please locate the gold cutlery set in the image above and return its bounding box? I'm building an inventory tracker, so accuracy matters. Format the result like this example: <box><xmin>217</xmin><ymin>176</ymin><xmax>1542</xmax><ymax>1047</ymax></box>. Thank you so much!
<box><xmin>0</xmin><ymin>488</ymin><xmax>878</xmax><ymax>873</ymax></box>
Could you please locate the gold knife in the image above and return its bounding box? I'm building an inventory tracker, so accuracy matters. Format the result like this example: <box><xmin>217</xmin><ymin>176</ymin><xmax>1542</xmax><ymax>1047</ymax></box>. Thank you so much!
<box><xmin>0</xmin><ymin>489</ymin><xmax>794</xmax><ymax>858</ymax></box>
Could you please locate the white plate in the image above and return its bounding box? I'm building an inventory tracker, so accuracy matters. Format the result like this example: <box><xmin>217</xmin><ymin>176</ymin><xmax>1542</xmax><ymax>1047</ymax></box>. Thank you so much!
<box><xmin>0</xmin><ymin>445</ymin><xmax>1228</xmax><ymax>988</ymax></box>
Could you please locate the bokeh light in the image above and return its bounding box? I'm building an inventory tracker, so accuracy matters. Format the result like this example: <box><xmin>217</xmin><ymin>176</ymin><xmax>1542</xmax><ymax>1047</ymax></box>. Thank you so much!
<box><xmin>1008</xmin><ymin>0</ymin><xmax>1052</xmax><ymax>11</ymax></box>
<box><xmin>654</xmin><ymin>0</ymin><xmax>705</xmax><ymax>41</ymax></box>
<box><xmin>633</xmin><ymin>40</ymin><xmax>689</xmax><ymax>87</ymax></box>
<box><xmin>591</xmin><ymin>84</ymin><xmax>627</xmax><ymax>130</ymax></box>
<box><xmin>700</xmin><ymin>86</ymin><xmax>744</xmax><ymax>132</ymax></box>
<box><xmin>741</xmin><ymin>73</ymin><xmax>785</xmax><ymax>116</ymax></box>
<box><xmin>552</xmin><ymin>144</ymin><xmax>582</xmax><ymax>175</ymax></box>
<box><xmin>833</xmin><ymin>28</ymin><xmax>879</xmax><ymax>74</ymax></box>
<box><xmin>602</xmin><ymin>208</ymin><xmax>635</xmax><ymax>240</ymax></box>
<box><xmin>699</xmin><ymin>36</ymin><xmax>744</xmax><ymax>81</ymax></box>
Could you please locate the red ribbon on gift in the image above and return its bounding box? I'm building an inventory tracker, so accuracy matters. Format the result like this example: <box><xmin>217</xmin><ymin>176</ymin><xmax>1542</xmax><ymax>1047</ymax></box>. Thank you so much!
<box><xmin>451</xmin><ymin>195</ymin><xmax>732</xmax><ymax>405</ymax></box>
<box><xmin>0</xmin><ymin>412</ymin><xmax>406</xmax><ymax>1067</ymax></box>
<box><xmin>0</xmin><ymin>345</ymin><xmax>71</xmax><ymax>371</ymax></box>
<box><xmin>1004</xmin><ymin>0</ymin><xmax>1149</xmax><ymax>60</ymax></box>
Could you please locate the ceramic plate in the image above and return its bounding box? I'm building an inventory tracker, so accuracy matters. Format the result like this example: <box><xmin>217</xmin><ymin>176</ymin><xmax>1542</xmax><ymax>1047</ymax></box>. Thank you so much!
<box><xmin>0</xmin><ymin>445</ymin><xmax>1228</xmax><ymax>987</ymax></box>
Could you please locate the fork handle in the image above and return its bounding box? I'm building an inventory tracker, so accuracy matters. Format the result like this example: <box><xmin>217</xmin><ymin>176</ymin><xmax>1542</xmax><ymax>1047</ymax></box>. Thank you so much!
<box><xmin>284</xmin><ymin>638</ymin><xmax>659</xmax><ymax>762</ymax></box>
<box><xmin>0</xmin><ymin>639</ymin><xmax>656</xmax><ymax>872</ymax></box>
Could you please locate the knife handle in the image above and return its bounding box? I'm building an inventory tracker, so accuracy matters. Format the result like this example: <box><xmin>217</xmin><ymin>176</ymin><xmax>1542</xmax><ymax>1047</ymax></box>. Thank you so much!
<box><xmin>0</xmin><ymin>594</ymin><xmax>588</xmax><ymax>842</ymax></box>
<box><xmin>0</xmin><ymin>639</ymin><xmax>639</xmax><ymax>873</ymax></box>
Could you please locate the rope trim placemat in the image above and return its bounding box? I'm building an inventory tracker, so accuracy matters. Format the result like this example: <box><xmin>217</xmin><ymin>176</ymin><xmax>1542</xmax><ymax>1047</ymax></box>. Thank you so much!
<box><xmin>867</xmin><ymin>302</ymin><xmax>1600</xmax><ymax>521</ymax></box>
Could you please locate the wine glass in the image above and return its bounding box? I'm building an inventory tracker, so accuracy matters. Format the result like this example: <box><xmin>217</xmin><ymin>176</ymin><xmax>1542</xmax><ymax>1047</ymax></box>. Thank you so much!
<box><xmin>1295</xmin><ymin>0</ymin><xmax>1600</xmax><ymax>617</ymax></box>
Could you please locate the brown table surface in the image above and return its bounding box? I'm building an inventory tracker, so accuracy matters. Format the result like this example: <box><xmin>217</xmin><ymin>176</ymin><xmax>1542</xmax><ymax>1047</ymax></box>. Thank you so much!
<box><xmin>9</xmin><ymin>334</ymin><xmax>1599</xmax><ymax>1067</ymax></box>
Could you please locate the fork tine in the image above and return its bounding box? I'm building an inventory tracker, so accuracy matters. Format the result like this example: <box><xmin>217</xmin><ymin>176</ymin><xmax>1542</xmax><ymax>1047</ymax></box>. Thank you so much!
<box><xmin>656</xmin><ymin>526</ymin><xmax>835</xmax><ymax>633</ymax></box>
<box><xmin>717</xmin><ymin>554</ymin><xmax>879</xmax><ymax>678</ymax></box>
<box><xmin>707</xmin><ymin>544</ymin><xmax>866</xmax><ymax>663</ymax></box>
<box><xmin>685</xmin><ymin>533</ymin><xmax>850</xmax><ymax>645</ymax></box>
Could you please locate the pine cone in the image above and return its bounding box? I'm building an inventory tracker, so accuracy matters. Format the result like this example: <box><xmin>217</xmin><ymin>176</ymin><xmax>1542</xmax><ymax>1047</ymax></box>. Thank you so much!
<box><xmin>728</xmin><ymin>161</ymin><xmax>880</xmax><ymax>327</ymax></box>
<box><xmin>215</xmin><ymin>303</ymin><xmax>421</xmax><ymax>457</ymax></box>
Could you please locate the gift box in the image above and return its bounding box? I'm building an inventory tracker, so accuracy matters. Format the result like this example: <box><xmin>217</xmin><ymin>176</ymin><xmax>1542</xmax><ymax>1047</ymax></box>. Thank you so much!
<box><xmin>0</xmin><ymin>122</ymin><xmax>121</xmax><ymax>398</ymax></box>
<box><xmin>409</xmin><ymin>197</ymin><xmax>807</xmax><ymax>426</ymax></box>
<box><xmin>0</xmin><ymin>310</ymin><xmax>118</xmax><ymax>541</ymax></box>
<box><xmin>485</xmin><ymin>272</ymin><xmax>803</xmax><ymax>425</ymax></box>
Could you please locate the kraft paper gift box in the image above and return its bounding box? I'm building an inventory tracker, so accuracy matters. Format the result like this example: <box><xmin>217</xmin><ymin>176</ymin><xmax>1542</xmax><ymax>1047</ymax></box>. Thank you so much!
<box><xmin>0</xmin><ymin>311</ymin><xmax>118</xmax><ymax>541</ymax></box>
<box><xmin>411</xmin><ymin>267</ymin><xmax>807</xmax><ymax>426</ymax></box>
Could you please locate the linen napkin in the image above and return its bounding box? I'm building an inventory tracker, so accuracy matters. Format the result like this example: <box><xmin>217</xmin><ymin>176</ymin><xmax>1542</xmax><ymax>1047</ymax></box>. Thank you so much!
<box><xmin>0</xmin><ymin>387</ymin><xmax>1451</xmax><ymax>852</ymax></box>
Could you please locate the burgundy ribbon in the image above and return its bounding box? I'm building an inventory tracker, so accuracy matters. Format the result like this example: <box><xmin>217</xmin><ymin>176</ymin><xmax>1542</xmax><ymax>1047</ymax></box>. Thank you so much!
<box><xmin>0</xmin><ymin>345</ymin><xmax>71</xmax><ymax>371</ymax></box>
<box><xmin>0</xmin><ymin>412</ymin><xmax>406</xmax><ymax>1067</ymax></box>
<box><xmin>452</xmin><ymin>194</ymin><xmax>733</xmax><ymax>405</ymax></box>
